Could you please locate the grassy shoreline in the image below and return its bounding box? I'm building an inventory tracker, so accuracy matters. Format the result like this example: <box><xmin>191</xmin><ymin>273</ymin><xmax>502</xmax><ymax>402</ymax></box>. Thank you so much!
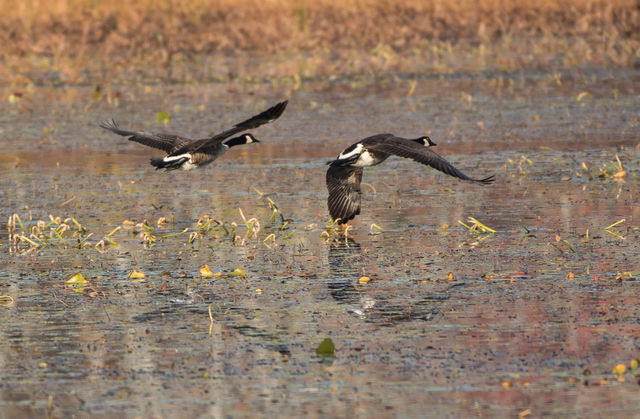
<box><xmin>1</xmin><ymin>0</ymin><xmax>638</xmax><ymax>84</ymax></box>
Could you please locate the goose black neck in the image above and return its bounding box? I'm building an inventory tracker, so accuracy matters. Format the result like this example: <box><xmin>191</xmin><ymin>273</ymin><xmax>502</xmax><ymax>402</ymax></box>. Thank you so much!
<box><xmin>224</xmin><ymin>135</ymin><xmax>248</xmax><ymax>148</ymax></box>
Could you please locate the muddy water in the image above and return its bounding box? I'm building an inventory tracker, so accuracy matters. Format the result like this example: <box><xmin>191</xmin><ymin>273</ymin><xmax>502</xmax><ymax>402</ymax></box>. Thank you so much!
<box><xmin>1</xmin><ymin>70</ymin><xmax>640</xmax><ymax>417</ymax></box>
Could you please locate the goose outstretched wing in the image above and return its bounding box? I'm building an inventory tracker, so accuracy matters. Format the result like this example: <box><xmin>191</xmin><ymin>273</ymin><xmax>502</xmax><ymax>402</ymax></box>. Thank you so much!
<box><xmin>100</xmin><ymin>119</ymin><xmax>191</xmax><ymax>153</ymax></box>
<box><xmin>365</xmin><ymin>136</ymin><xmax>494</xmax><ymax>184</ymax></box>
<box><xmin>326</xmin><ymin>165</ymin><xmax>364</xmax><ymax>224</ymax></box>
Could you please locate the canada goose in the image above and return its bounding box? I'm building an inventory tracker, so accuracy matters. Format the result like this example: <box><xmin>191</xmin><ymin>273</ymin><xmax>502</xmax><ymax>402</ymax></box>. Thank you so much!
<box><xmin>326</xmin><ymin>134</ymin><xmax>494</xmax><ymax>224</ymax></box>
<box><xmin>100</xmin><ymin>100</ymin><xmax>288</xmax><ymax>171</ymax></box>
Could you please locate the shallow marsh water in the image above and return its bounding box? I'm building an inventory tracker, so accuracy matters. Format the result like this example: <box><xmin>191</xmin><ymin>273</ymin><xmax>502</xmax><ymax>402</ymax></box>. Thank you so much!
<box><xmin>1</xmin><ymin>69</ymin><xmax>640</xmax><ymax>417</ymax></box>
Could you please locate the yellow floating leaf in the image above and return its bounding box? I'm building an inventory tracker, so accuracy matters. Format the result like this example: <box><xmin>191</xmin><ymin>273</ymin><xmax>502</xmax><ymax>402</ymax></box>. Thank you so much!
<box><xmin>446</xmin><ymin>272</ymin><xmax>455</xmax><ymax>281</ymax></box>
<box><xmin>255</xmin><ymin>288</ymin><xmax>263</xmax><ymax>295</ymax></box>
<box><xmin>518</xmin><ymin>409</ymin><xmax>531</xmax><ymax>418</ymax></box>
<box><xmin>566</xmin><ymin>272</ymin><xmax>575</xmax><ymax>279</ymax></box>
<box><xmin>230</xmin><ymin>267</ymin><xmax>247</xmax><ymax>277</ymax></box>
<box><xmin>156</xmin><ymin>111</ymin><xmax>171</xmax><ymax>124</ymax></box>
<box><xmin>65</xmin><ymin>272</ymin><xmax>87</xmax><ymax>285</ymax></box>
<box><xmin>613</xmin><ymin>170</ymin><xmax>626</xmax><ymax>179</ymax></box>
<box><xmin>0</xmin><ymin>295</ymin><xmax>14</xmax><ymax>307</ymax></box>
<box><xmin>200</xmin><ymin>265</ymin><xmax>214</xmax><ymax>278</ymax></box>
<box><xmin>128</xmin><ymin>269</ymin><xmax>146</xmax><ymax>279</ymax></box>
<box><xmin>631</xmin><ymin>359</ymin><xmax>639</xmax><ymax>371</ymax></box>
<box><xmin>39</xmin><ymin>362</ymin><xmax>48</xmax><ymax>368</ymax></box>
<box><xmin>359</xmin><ymin>276</ymin><xmax>371</xmax><ymax>284</ymax></box>
<box><xmin>501</xmin><ymin>381</ymin><xmax>512</xmax><ymax>388</ymax></box>
<box><xmin>612</xmin><ymin>364</ymin><xmax>626</xmax><ymax>375</ymax></box>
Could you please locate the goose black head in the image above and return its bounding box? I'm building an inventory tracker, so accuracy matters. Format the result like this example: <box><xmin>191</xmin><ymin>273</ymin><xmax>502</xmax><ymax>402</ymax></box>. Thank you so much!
<box><xmin>243</xmin><ymin>133</ymin><xmax>259</xmax><ymax>144</ymax></box>
<box><xmin>415</xmin><ymin>136</ymin><xmax>436</xmax><ymax>147</ymax></box>
<box><xmin>225</xmin><ymin>133</ymin><xmax>260</xmax><ymax>147</ymax></box>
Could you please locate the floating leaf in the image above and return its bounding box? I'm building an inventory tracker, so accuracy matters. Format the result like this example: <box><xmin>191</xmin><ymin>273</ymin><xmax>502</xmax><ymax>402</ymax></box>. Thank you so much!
<box><xmin>358</xmin><ymin>276</ymin><xmax>370</xmax><ymax>284</ymax></box>
<box><xmin>612</xmin><ymin>364</ymin><xmax>626</xmax><ymax>375</ymax></box>
<box><xmin>630</xmin><ymin>359</ymin><xmax>638</xmax><ymax>371</ymax></box>
<box><xmin>446</xmin><ymin>272</ymin><xmax>455</xmax><ymax>281</ymax></box>
<box><xmin>128</xmin><ymin>269</ymin><xmax>146</xmax><ymax>279</ymax></box>
<box><xmin>316</xmin><ymin>338</ymin><xmax>335</xmax><ymax>357</ymax></box>
<box><xmin>518</xmin><ymin>409</ymin><xmax>531</xmax><ymax>418</ymax></box>
<box><xmin>613</xmin><ymin>170</ymin><xmax>626</xmax><ymax>179</ymax></box>
<box><xmin>156</xmin><ymin>111</ymin><xmax>171</xmax><ymax>124</ymax></box>
<box><xmin>230</xmin><ymin>267</ymin><xmax>247</xmax><ymax>277</ymax></box>
<box><xmin>65</xmin><ymin>272</ymin><xmax>87</xmax><ymax>285</ymax></box>
<box><xmin>200</xmin><ymin>265</ymin><xmax>214</xmax><ymax>278</ymax></box>
<box><xmin>0</xmin><ymin>295</ymin><xmax>14</xmax><ymax>307</ymax></box>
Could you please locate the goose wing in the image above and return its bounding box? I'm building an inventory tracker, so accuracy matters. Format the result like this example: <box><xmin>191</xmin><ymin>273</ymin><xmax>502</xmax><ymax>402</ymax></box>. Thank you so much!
<box><xmin>365</xmin><ymin>137</ymin><xmax>495</xmax><ymax>184</ymax></box>
<box><xmin>100</xmin><ymin>119</ymin><xmax>191</xmax><ymax>153</ymax></box>
<box><xmin>187</xmin><ymin>100</ymin><xmax>288</xmax><ymax>154</ymax></box>
<box><xmin>327</xmin><ymin>164</ymin><xmax>364</xmax><ymax>224</ymax></box>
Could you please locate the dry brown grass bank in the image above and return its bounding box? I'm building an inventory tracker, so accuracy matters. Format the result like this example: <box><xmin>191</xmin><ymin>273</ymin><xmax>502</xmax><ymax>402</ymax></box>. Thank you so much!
<box><xmin>0</xmin><ymin>0</ymin><xmax>638</xmax><ymax>83</ymax></box>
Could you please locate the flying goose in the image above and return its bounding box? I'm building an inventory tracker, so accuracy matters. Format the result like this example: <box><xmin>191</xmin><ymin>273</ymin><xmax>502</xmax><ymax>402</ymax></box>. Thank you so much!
<box><xmin>326</xmin><ymin>134</ymin><xmax>494</xmax><ymax>224</ymax></box>
<box><xmin>100</xmin><ymin>100</ymin><xmax>288</xmax><ymax>171</ymax></box>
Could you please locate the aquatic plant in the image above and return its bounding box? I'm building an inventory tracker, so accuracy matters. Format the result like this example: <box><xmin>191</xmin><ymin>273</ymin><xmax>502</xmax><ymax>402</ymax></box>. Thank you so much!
<box><xmin>580</xmin><ymin>155</ymin><xmax>627</xmax><ymax>180</ymax></box>
<box><xmin>7</xmin><ymin>213</ymin><xmax>93</xmax><ymax>253</ymax></box>
<box><xmin>458</xmin><ymin>216</ymin><xmax>496</xmax><ymax>248</ymax></box>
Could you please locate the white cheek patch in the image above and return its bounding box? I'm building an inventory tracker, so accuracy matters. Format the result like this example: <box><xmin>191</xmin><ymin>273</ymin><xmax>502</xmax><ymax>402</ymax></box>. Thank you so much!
<box><xmin>245</xmin><ymin>135</ymin><xmax>253</xmax><ymax>143</ymax></box>
<box><xmin>338</xmin><ymin>143</ymin><xmax>363</xmax><ymax>160</ymax></box>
